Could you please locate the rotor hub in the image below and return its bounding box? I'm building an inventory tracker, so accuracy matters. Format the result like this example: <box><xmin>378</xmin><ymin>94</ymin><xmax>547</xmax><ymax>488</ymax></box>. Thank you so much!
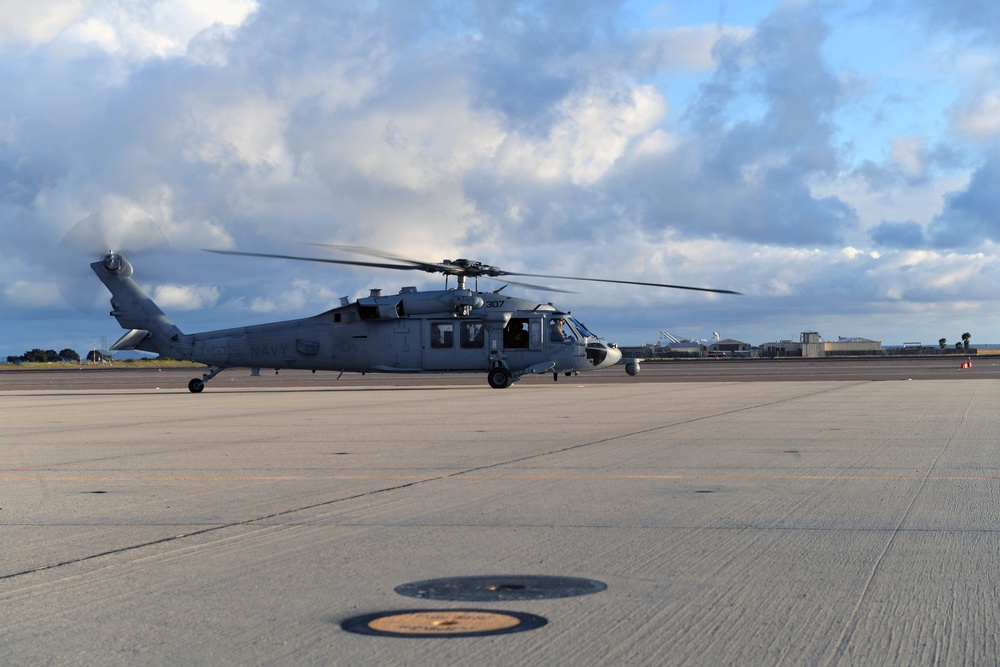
<box><xmin>102</xmin><ymin>251</ymin><xmax>126</xmax><ymax>275</ymax></box>
<box><xmin>442</xmin><ymin>259</ymin><xmax>501</xmax><ymax>277</ymax></box>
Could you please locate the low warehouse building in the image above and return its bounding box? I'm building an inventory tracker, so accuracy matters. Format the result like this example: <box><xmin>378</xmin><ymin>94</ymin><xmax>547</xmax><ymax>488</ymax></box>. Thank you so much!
<box><xmin>762</xmin><ymin>332</ymin><xmax>882</xmax><ymax>357</ymax></box>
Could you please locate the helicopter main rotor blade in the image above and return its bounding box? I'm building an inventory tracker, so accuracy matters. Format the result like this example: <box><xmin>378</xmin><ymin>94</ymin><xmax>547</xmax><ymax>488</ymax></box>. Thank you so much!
<box><xmin>487</xmin><ymin>278</ymin><xmax>576</xmax><ymax>293</ymax></box>
<box><xmin>205</xmin><ymin>249</ymin><xmax>431</xmax><ymax>272</ymax></box>
<box><xmin>308</xmin><ymin>244</ymin><xmax>452</xmax><ymax>274</ymax></box>
<box><xmin>209</xmin><ymin>244</ymin><xmax>741</xmax><ymax>295</ymax></box>
<box><xmin>208</xmin><ymin>248</ymin><xmax>577</xmax><ymax>293</ymax></box>
<box><xmin>496</xmin><ymin>271</ymin><xmax>743</xmax><ymax>295</ymax></box>
<box><xmin>310</xmin><ymin>244</ymin><xmax>739</xmax><ymax>294</ymax></box>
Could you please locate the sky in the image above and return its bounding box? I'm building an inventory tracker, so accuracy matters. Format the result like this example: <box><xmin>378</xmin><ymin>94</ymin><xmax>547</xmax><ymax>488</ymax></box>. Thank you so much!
<box><xmin>3</xmin><ymin>0</ymin><xmax>1000</xmax><ymax>359</ymax></box>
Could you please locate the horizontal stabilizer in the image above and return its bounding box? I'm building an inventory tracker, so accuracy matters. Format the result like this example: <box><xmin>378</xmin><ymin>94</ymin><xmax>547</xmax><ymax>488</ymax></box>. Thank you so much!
<box><xmin>110</xmin><ymin>328</ymin><xmax>151</xmax><ymax>351</ymax></box>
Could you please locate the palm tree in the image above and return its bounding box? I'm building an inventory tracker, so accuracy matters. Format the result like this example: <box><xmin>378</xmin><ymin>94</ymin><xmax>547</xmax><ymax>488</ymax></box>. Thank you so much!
<box><xmin>962</xmin><ymin>332</ymin><xmax>971</xmax><ymax>350</ymax></box>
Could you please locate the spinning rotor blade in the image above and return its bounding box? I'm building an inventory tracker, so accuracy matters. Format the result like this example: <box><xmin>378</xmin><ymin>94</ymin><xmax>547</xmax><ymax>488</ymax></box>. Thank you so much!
<box><xmin>206</xmin><ymin>247</ymin><xmax>577</xmax><ymax>293</ymax></box>
<box><xmin>60</xmin><ymin>212</ymin><xmax>169</xmax><ymax>255</ymax></box>
<box><xmin>207</xmin><ymin>244</ymin><xmax>740</xmax><ymax>295</ymax></box>
<box><xmin>311</xmin><ymin>244</ymin><xmax>741</xmax><ymax>295</ymax></box>
<box><xmin>482</xmin><ymin>278</ymin><xmax>576</xmax><ymax>293</ymax></box>
<box><xmin>204</xmin><ymin>249</ymin><xmax>433</xmax><ymax>272</ymax></box>
<box><xmin>495</xmin><ymin>270</ymin><xmax>742</xmax><ymax>295</ymax></box>
<box><xmin>309</xmin><ymin>244</ymin><xmax>456</xmax><ymax>274</ymax></box>
<box><xmin>57</xmin><ymin>212</ymin><xmax>170</xmax><ymax>313</ymax></box>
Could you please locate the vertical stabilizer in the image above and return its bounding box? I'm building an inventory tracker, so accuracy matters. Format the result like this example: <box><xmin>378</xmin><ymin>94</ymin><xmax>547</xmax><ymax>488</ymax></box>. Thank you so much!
<box><xmin>90</xmin><ymin>252</ymin><xmax>190</xmax><ymax>358</ymax></box>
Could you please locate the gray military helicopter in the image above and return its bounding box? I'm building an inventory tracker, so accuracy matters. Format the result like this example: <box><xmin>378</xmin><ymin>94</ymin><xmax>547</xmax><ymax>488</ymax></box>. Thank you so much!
<box><xmin>91</xmin><ymin>244</ymin><xmax>739</xmax><ymax>392</ymax></box>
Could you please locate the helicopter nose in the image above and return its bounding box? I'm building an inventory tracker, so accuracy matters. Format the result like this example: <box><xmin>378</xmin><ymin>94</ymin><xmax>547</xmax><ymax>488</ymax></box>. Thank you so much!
<box><xmin>605</xmin><ymin>344</ymin><xmax>622</xmax><ymax>368</ymax></box>
<box><xmin>586</xmin><ymin>342</ymin><xmax>622</xmax><ymax>369</ymax></box>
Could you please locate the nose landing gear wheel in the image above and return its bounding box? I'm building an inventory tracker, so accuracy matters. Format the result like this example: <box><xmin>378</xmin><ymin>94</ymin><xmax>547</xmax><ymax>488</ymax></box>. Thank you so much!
<box><xmin>487</xmin><ymin>368</ymin><xmax>513</xmax><ymax>389</ymax></box>
<box><xmin>188</xmin><ymin>379</ymin><xmax>205</xmax><ymax>393</ymax></box>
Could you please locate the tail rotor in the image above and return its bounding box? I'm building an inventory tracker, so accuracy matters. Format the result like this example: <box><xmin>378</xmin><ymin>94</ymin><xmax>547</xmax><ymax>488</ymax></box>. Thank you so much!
<box><xmin>57</xmin><ymin>212</ymin><xmax>169</xmax><ymax>313</ymax></box>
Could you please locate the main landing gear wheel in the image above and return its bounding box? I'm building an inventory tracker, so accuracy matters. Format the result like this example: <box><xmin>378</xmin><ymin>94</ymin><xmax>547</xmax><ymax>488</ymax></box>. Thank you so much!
<box><xmin>188</xmin><ymin>379</ymin><xmax>205</xmax><ymax>393</ymax></box>
<box><xmin>487</xmin><ymin>367</ymin><xmax>513</xmax><ymax>389</ymax></box>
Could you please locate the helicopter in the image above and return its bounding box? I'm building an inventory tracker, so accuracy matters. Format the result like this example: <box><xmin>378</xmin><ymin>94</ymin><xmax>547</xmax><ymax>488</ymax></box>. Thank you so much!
<box><xmin>90</xmin><ymin>244</ymin><xmax>740</xmax><ymax>392</ymax></box>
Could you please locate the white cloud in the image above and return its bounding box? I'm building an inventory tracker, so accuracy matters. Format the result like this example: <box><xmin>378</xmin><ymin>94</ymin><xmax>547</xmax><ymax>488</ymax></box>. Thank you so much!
<box><xmin>4</xmin><ymin>280</ymin><xmax>62</xmax><ymax>307</ymax></box>
<box><xmin>950</xmin><ymin>90</ymin><xmax>1000</xmax><ymax>139</ymax></box>
<box><xmin>809</xmin><ymin>170</ymin><xmax>970</xmax><ymax>244</ymax></box>
<box><xmin>184</xmin><ymin>97</ymin><xmax>291</xmax><ymax>169</ymax></box>
<box><xmin>248</xmin><ymin>296</ymin><xmax>277</xmax><ymax>314</ymax></box>
<box><xmin>862</xmin><ymin>248</ymin><xmax>998</xmax><ymax>300</ymax></box>
<box><xmin>246</xmin><ymin>279</ymin><xmax>339</xmax><ymax>315</ymax></box>
<box><xmin>147</xmin><ymin>284</ymin><xmax>220</xmax><ymax>310</ymax></box>
<box><xmin>64</xmin><ymin>0</ymin><xmax>257</xmax><ymax>61</ymax></box>
<box><xmin>0</xmin><ymin>0</ymin><xmax>88</xmax><ymax>47</ymax></box>
<box><xmin>630</xmin><ymin>25</ymin><xmax>754</xmax><ymax>72</ymax></box>
<box><xmin>0</xmin><ymin>0</ymin><xmax>257</xmax><ymax>62</ymax></box>
<box><xmin>495</xmin><ymin>81</ymin><xmax>667</xmax><ymax>185</ymax></box>
<box><xmin>8</xmin><ymin>0</ymin><xmax>1000</xmax><ymax>357</ymax></box>
<box><xmin>888</xmin><ymin>136</ymin><xmax>927</xmax><ymax>181</ymax></box>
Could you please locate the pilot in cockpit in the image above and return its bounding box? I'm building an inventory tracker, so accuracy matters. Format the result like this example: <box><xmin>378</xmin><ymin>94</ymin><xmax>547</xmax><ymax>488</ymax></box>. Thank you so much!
<box><xmin>549</xmin><ymin>318</ymin><xmax>567</xmax><ymax>342</ymax></box>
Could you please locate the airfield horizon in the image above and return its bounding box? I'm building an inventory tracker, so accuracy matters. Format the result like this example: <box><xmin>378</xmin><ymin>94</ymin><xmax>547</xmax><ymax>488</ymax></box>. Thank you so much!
<box><xmin>1</xmin><ymin>354</ymin><xmax>997</xmax><ymax>391</ymax></box>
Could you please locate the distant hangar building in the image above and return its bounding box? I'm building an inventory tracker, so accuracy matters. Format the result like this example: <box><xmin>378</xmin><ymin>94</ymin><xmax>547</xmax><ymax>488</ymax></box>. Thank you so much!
<box><xmin>761</xmin><ymin>332</ymin><xmax>882</xmax><ymax>357</ymax></box>
<box><xmin>706</xmin><ymin>338</ymin><xmax>754</xmax><ymax>357</ymax></box>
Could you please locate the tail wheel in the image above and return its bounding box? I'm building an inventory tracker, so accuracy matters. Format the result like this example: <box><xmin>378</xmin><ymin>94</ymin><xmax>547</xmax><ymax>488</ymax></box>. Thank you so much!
<box><xmin>188</xmin><ymin>378</ymin><xmax>205</xmax><ymax>393</ymax></box>
<box><xmin>487</xmin><ymin>367</ymin><xmax>512</xmax><ymax>389</ymax></box>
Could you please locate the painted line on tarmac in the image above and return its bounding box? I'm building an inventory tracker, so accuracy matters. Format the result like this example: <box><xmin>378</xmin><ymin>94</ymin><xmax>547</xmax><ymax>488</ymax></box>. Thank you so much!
<box><xmin>4</xmin><ymin>473</ymin><xmax>999</xmax><ymax>482</ymax></box>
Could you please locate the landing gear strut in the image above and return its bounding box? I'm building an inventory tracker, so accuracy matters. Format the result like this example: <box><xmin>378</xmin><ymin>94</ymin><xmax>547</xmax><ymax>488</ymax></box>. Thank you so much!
<box><xmin>189</xmin><ymin>366</ymin><xmax>225</xmax><ymax>393</ymax></box>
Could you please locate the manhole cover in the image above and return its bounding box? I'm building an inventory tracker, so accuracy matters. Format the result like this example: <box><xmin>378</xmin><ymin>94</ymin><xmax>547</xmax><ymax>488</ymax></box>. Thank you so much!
<box><xmin>340</xmin><ymin>609</ymin><xmax>547</xmax><ymax>638</ymax></box>
<box><xmin>395</xmin><ymin>575</ymin><xmax>607</xmax><ymax>602</ymax></box>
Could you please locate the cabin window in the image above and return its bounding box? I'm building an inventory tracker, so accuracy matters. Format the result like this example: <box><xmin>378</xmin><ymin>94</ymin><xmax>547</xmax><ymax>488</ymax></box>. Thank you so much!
<box><xmin>430</xmin><ymin>322</ymin><xmax>454</xmax><ymax>348</ymax></box>
<box><xmin>503</xmin><ymin>318</ymin><xmax>529</xmax><ymax>349</ymax></box>
<box><xmin>460</xmin><ymin>321</ymin><xmax>485</xmax><ymax>349</ymax></box>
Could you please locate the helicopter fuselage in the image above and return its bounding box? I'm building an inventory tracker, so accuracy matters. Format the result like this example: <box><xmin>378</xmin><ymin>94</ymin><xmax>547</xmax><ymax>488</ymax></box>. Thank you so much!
<box><xmin>92</xmin><ymin>251</ymin><xmax>622</xmax><ymax>391</ymax></box>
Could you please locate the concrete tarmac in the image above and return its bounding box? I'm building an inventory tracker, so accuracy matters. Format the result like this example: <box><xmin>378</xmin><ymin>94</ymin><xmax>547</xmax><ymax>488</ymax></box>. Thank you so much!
<box><xmin>2</xmin><ymin>371</ymin><xmax>999</xmax><ymax>665</ymax></box>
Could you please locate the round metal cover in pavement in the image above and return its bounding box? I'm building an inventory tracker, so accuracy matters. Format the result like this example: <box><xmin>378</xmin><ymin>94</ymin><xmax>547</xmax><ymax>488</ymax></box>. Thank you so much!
<box><xmin>340</xmin><ymin>609</ymin><xmax>547</xmax><ymax>638</ymax></box>
<box><xmin>395</xmin><ymin>575</ymin><xmax>607</xmax><ymax>602</ymax></box>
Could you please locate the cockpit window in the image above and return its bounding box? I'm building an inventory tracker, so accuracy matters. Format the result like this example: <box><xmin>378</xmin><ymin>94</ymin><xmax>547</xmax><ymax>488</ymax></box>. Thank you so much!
<box><xmin>568</xmin><ymin>317</ymin><xmax>595</xmax><ymax>339</ymax></box>
<box><xmin>549</xmin><ymin>317</ymin><xmax>576</xmax><ymax>343</ymax></box>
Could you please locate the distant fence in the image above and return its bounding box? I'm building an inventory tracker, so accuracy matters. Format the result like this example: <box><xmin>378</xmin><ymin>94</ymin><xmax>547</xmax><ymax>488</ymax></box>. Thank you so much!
<box><xmin>620</xmin><ymin>346</ymin><xmax>980</xmax><ymax>358</ymax></box>
<box><xmin>882</xmin><ymin>347</ymin><xmax>977</xmax><ymax>356</ymax></box>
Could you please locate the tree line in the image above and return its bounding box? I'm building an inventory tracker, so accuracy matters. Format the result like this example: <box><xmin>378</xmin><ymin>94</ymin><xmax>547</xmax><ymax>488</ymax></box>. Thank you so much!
<box><xmin>6</xmin><ymin>348</ymin><xmax>107</xmax><ymax>364</ymax></box>
<box><xmin>938</xmin><ymin>333</ymin><xmax>972</xmax><ymax>350</ymax></box>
